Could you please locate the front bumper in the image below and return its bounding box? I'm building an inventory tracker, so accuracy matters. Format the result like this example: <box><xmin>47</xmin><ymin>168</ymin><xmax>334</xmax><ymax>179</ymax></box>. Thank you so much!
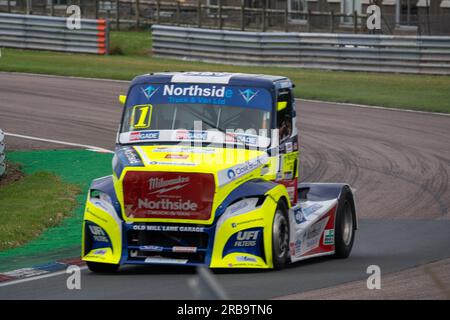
<box><xmin>82</xmin><ymin>194</ymin><xmax>279</xmax><ymax>269</ymax></box>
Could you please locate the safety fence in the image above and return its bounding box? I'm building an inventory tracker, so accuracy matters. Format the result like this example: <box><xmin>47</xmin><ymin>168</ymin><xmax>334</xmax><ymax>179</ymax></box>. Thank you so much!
<box><xmin>0</xmin><ymin>129</ymin><xmax>5</xmax><ymax>178</ymax></box>
<box><xmin>0</xmin><ymin>13</ymin><xmax>109</xmax><ymax>54</ymax></box>
<box><xmin>1</xmin><ymin>1</ymin><xmax>449</xmax><ymax>35</ymax></box>
<box><xmin>152</xmin><ymin>24</ymin><xmax>450</xmax><ymax>75</ymax></box>
<box><xmin>0</xmin><ymin>1</ymin><xmax>368</xmax><ymax>34</ymax></box>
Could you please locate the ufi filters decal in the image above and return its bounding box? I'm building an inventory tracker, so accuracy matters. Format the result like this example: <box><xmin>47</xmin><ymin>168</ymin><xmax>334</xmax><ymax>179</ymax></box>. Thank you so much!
<box><xmin>222</xmin><ymin>227</ymin><xmax>264</xmax><ymax>258</ymax></box>
<box><xmin>123</xmin><ymin>171</ymin><xmax>215</xmax><ymax>220</ymax></box>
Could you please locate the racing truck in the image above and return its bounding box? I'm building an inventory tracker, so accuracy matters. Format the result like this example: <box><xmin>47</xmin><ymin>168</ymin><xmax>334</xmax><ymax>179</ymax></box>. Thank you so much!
<box><xmin>82</xmin><ymin>72</ymin><xmax>357</xmax><ymax>272</ymax></box>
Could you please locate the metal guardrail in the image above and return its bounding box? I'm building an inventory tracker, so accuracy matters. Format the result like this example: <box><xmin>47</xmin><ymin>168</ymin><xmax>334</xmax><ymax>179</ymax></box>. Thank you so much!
<box><xmin>0</xmin><ymin>129</ymin><xmax>5</xmax><ymax>178</ymax></box>
<box><xmin>0</xmin><ymin>13</ymin><xmax>109</xmax><ymax>54</ymax></box>
<box><xmin>152</xmin><ymin>25</ymin><xmax>450</xmax><ymax>75</ymax></box>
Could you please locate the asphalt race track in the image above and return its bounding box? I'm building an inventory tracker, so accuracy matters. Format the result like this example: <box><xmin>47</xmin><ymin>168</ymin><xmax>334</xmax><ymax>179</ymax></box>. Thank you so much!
<box><xmin>0</xmin><ymin>72</ymin><xmax>449</xmax><ymax>299</ymax></box>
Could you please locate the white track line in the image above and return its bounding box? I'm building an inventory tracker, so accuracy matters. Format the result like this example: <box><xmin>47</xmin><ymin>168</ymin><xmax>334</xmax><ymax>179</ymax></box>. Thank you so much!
<box><xmin>2</xmin><ymin>71</ymin><xmax>449</xmax><ymax>117</ymax></box>
<box><xmin>1</xmin><ymin>132</ymin><xmax>106</xmax><ymax>287</ymax></box>
<box><xmin>0</xmin><ymin>71</ymin><xmax>129</xmax><ymax>84</ymax></box>
<box><xmin>5</xmin><ymin>132</ymin><xmax>114</xmax><ymax>153</ymax></box>
<box><xmin>0</xmin><ymin>266</ymin><xmax>88</xmax><ymax>288</ymax></box>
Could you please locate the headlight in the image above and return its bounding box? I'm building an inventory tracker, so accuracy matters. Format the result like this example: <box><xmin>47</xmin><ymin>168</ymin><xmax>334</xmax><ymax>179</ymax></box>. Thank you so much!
<box><xmin>225</xmin><ymin>198</ymin><xmax>260</xmax><ymax>216</ymax></box>
<box><xmin>216</xmin><ymin>197</ymin><xmax>265</xmax><ymax>230</ymax></box>
<box><xmin>89</xmin><ymin>190</ymin><xmax>115</xmax><ymax>214</ymax></box>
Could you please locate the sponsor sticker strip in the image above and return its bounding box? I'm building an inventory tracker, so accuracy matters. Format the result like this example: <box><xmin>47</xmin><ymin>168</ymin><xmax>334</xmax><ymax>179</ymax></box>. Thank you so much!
<box><xmin>120</xmin><ymin>130</ymin><xmax>271</xmax><ymax>148</ymax></box>
<box><xmin>288</xmin><ymin>199</ymin><xmax>338</xmax><ymax>260</ymax></box>
<box><xmin>217</xmin><ymin>154</ymin><xmax>269</xmax><ymax>186</ymax></box>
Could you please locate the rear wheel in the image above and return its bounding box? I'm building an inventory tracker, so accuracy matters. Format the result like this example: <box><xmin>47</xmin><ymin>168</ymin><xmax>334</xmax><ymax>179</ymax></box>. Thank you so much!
<box><xmin>272</xmin><ymin>200</ymin><xmax>290</xmax><ymax>269</ymax></box>
<box><xmin>333</xmin><ymin>187</ymin><xmax>356</xmax><ymax>259</ymax></box>
<box><xmin>86</xmin><ymin>261</ymin><xmax>119</xmax><ymax>273</ymax></box>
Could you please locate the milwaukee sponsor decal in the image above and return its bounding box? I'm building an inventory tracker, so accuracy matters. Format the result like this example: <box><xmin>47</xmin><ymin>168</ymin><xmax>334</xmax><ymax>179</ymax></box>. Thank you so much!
<box><xmin>148</xmin><ymin>176</ymin><xmax>190</xmax><ymax>194</ymax></box>
<box><xmin>123</xmin><ymin>171</ymin><xmax>214</xmax><ymax>220</ymax></box>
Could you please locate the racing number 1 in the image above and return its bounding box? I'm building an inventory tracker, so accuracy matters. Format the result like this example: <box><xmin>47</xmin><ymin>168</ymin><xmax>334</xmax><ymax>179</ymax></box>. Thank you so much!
<box><xmin>131</xmin><ymin>105</ymin><xmax>152</xmax><ymax>129</ymax></box>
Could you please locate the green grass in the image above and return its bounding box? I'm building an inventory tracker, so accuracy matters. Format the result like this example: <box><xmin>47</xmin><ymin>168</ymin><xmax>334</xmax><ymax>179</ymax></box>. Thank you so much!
<box><xmin>109</xmin><ymin>31</ymin><xmax>152</xmax><ymax>56</ymax></box>
<box><xmin>0</xmin><ymin>171</ymin><xmax>80</xmax><ymax>251</ymax></box>
<box><xmin>0</xmin><ymin>31</ymin><xmax>449</xmax><ymax>113</ymax></box>
<box><xmin>0</xmin><ymin>150</ymin><xmax>113</xmax><ymax>272</ymax></box>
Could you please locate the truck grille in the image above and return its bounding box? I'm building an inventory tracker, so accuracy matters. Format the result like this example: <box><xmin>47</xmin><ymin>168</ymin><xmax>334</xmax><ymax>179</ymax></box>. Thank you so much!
<box><xmin>126</xmin><ymin>224</ymin><xmax>209</xmax><ymax>264</ymax></box>
<box><xmin>122</xmin><ymin>171</ymin><xmax>215</xmax><ymax>221</ymax></box>
<box><xmin>127</xmin><ymin>228</ymin><xmax>209</xmax><ymax>248</ymax></box>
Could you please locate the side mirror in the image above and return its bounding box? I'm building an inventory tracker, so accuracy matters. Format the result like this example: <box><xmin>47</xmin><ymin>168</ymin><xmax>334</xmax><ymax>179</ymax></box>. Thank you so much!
<box><xmin>277</xmin><ymin>101</ymin><xmax>287</xmax><ymax>111</ymax></box>
<box><xmin>119</xmin><ymin>94</ymin><xmax>126</xmax><ymax>105</ymax></box>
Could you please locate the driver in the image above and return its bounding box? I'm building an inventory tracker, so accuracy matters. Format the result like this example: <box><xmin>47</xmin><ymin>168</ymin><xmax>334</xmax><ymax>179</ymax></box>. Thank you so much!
<box><xmin>279</xmin><ymin>114</ymin><xmax>292</xmax><ymax>141</ymax></box>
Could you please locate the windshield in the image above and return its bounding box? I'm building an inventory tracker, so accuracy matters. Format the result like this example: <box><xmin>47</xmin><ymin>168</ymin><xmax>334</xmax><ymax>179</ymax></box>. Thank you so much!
<box><xmin>119</xmin><ymin>83</ymin><xmax>273</xmax><ymax>148</ymax></box>
<box><xmin>122</xmin><ymin>103</ymin><xmax>270</xmax><ymax>133</ymax></box>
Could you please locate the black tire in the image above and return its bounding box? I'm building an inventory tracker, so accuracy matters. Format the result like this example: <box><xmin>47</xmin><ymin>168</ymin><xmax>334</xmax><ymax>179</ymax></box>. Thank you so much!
<box><xmin>86</xmin><ymin>261</ymin><xmax>119</xmax><ymax>273</ymax></box>
<box><xmin>333</xmin><ymin>186</ymin><xmax>356</xmax><ymax>259</ymax></box>
<box><xmin>271</xmin><ymin>200</ymin><xmax>290</xmax><ymax>269</ymax></box>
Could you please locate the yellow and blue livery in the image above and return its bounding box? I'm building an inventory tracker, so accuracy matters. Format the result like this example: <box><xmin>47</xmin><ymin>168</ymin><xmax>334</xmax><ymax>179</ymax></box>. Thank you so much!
<box><xmin>81</xmin><ymin>72</ymin><xmax>357</xmax><ymax>272</ymax></box>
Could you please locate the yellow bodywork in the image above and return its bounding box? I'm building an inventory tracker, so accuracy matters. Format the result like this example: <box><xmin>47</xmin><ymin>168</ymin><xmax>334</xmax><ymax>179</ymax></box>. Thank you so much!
<box><xmin>82</xmin><ymin>145</ymin><xmax>295</xmax><ymax>268</ymax></box>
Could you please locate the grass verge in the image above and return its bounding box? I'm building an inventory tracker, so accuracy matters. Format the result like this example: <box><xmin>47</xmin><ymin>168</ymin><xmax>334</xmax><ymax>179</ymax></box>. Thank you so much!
<box><xmin>109</xmin><ymin>31</ymin><xmax>152</xmax><ymax>56</ymax></box>
<box><xmin>0</xmin><ymin>150</ymin><xmax>113</xmax><ymax>272</ymax></box>
<box><xmin>0</xmin><ymin>170</ymin><xmax>80</xmax><ymax>251</ymax></box>
<box><xmin>0</xmin><ymin>31</ymin><xmax>449</xmax><ymax>113</ymax></box>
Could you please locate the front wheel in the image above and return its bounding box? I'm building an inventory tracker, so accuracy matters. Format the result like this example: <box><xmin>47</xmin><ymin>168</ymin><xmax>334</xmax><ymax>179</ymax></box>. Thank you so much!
<box><xmin>333</xmin><ymin>187</ymin><xmax>356</xmax><ymax>259</ymax></box>
<box><xmin>272</xmin><ymin>200</ymin><xmax>290</xmax><ymax>269</ymax></box>
<box><xmin>86</xmin><ymin>261</ymin><xmax>119</xmax><ymax>273</ymax></box>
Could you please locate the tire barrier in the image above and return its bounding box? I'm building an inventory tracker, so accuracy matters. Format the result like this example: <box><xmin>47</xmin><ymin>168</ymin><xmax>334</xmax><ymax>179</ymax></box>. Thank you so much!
<box><xmin>0</xmin><ymin>13</ymin><xmax>109</xmax><ymax>55</ymax></box>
